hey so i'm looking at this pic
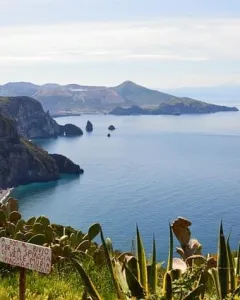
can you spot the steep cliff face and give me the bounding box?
[0,97,59,138]
[0,114,59,188]
[0,114,83,188]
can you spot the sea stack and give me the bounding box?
[108,125,115,131]
[86,121,93,132]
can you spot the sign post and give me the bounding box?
[0,237,52,300]
[19,267,26,300]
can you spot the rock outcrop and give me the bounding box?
[0,114,83,188]
[0,96,84,139]
[86,121,93,132]
[0,96,59,138]
[59,124,83,136]
[108,125,115,131]
[50,154,84,174]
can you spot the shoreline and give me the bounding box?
[0,188,13,203]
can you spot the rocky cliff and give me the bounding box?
[0,96,84,139]
[0,114,83,188]
[0,96,59,138]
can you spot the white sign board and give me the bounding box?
[0,237,52,274]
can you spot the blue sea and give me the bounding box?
[13,111,240,259]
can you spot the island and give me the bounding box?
[0,81,238,115]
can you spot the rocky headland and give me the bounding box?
[0,113,83,189]
[0,96,83,139]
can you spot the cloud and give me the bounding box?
[0,18,240,88]
[0,18,240,66]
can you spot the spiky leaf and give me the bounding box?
[149,237,157,294]
[217,222,228,299]
[73,259,103,300]
[136,226,148,295]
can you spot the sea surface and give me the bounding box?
[13,111,240,259]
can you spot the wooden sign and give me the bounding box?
[0,237,52,274]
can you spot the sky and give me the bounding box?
[0,0,240,88]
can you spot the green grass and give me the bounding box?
[0,263,116,300]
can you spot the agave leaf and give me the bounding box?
[149,236,157,294]
[136,225,148,295]
[226,235,235,292]
[217,222,228,299]
[163,272,172,300]
[100,226,125,300]
[72,259,103,300]
[182,284,204,300]
[124,255,140,281]
[209,268,221,300]
[124,264,145,299]
[167,223,173,272]
[115,260,130,296]
[236,242,240,276]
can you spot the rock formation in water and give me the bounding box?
[50,154,84,174]
[0,96,83,139]
[0,114,83,188]
[59,124,83,136]
[86,120,93,132]
[108,125,116,131]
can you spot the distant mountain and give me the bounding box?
[113,81,171,106]
[0,81,238,115]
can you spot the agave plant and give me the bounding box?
[209,222,240,300]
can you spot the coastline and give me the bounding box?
[0,188,13,203]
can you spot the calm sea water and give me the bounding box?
[13,111,240,258]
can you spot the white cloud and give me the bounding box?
[0,18,240,87]
[0,18,240,65]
